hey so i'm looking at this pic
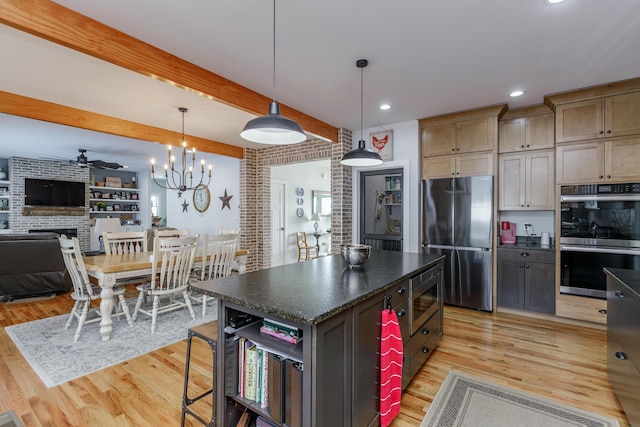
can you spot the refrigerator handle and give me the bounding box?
[454,249,462,292]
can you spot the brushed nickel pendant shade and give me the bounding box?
[341,59,383,167]
[240,0,306,145]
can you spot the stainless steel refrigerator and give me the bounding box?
[422,176,493,311]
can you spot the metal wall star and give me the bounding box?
[177,190,183,198]
[219,189,233,210]
[181,200,189,212]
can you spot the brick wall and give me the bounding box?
[239,130,353,272]
[8,157,90,250]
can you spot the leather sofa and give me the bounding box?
[0,233,72,299]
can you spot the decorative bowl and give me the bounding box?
[340,244,372,268]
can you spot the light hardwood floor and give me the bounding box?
[0,294,630,426]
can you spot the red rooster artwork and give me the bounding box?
[369,130,393,161]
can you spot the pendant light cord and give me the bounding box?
[272,0,276,102]
[360,64,364,140]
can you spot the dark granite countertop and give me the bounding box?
[603,268,640,296]
[193,251,444,326]
[498,236,555,251]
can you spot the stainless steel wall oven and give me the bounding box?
[560,182,640,299]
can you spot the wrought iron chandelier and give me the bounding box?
[151,107,211,192]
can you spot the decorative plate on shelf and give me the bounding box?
[296,208,304,217]
[297,198,303,205]
[297,187,304,197]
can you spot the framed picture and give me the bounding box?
[106,176,122,188]
[113,204,121,211]
[368,129,393,161]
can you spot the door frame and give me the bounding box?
[270,179,287,266]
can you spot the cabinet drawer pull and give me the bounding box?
[615,351,627,360]
[599,130,604,135]
[525,264,530,268]
[607,175,611,179]
[520,252,529,257]
[422,328,430,335]
[607,130,612,134]
[422,346,430,353]
[397,309,406,317]
[521,145,525,148]
[599,175,604,179]
[615,290,625,298]
[520,264,524,268]
[397,286,406,295]
[599,309,607,314]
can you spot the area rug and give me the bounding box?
[5,299,217,388]
[421,370,619,427]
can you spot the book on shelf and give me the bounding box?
[260,349,269,409]
[259,325,301,344]
[244,342,257,401]
[262,318,301,338]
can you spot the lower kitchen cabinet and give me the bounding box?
[497,248,555,314]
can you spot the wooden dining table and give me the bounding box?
[83,249,249,341]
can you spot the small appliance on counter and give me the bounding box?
[541,232,551,247]
[500,222,516,245]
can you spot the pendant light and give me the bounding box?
[240,0,306,145]
[341,59,383,167]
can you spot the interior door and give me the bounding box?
[271,181,286,266]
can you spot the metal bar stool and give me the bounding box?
[181,321,218,427]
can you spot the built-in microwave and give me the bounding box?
[410,266,440,335]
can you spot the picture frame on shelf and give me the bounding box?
[368,129,393,161]
[106,177,122,188]
[113,204,121,211]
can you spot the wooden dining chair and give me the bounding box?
[133,235,198,333]
[296,231,318,262]
[59,235,133,342]
[195,234,238,316]
[103,230,148,255]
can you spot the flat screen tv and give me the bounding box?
[24,178,85,207]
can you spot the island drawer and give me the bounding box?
[409,328,440,380]
[391,279,410,302]
[409,310,441,360]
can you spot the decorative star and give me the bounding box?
[177,190,183,198]
[181,200,189,212]
[219,189,233,210]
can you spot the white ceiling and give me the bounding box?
[1,0,640,171]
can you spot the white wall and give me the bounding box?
[272,160,331,264]
[351,120,421,253]
[164,156,240,240]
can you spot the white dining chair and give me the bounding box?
[195,234,238,316]
[133,235,198,333]
[59,235,133,342]
[103,230,148,254]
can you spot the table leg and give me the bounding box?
[99,272,116,341]
[313,235,321,256]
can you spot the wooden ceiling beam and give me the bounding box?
[0,90,245,159]
[0,0,339,143]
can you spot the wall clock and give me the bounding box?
[193,184,211,213]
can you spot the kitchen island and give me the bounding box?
[193,250,444,427]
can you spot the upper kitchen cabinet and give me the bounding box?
[499,149,554,210]
[422,152,495,179]
[545,78,640,143]
[498,105,554,153]
[420,104,507,157]
[556,137,640,184]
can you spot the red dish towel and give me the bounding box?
[380,308,403,427]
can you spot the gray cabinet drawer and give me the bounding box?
[498,247,554,263]
[410,310,441,360]
[409,332,440,380]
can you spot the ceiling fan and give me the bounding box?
[71,149,123,170]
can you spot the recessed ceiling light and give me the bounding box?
[379,104,391,110]
[544,0,567,5]
[509,90,525,97]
